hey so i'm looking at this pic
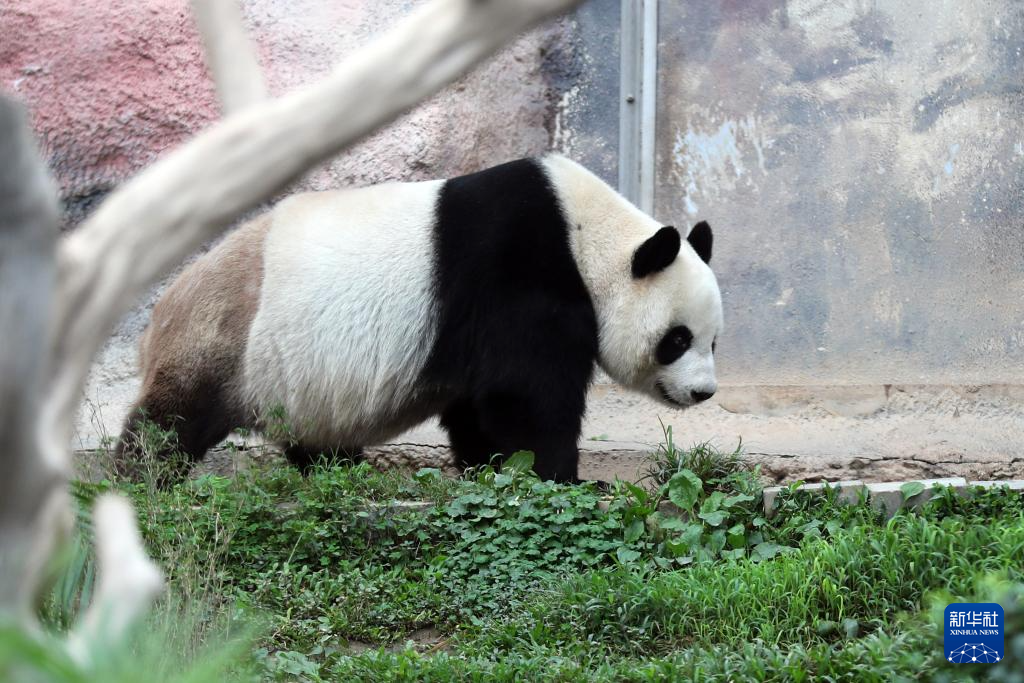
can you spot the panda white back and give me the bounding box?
[243,180,446,447]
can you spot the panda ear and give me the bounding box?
[632,226,681,279]
[687,221,713,264]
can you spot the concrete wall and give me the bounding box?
[656,0,1024,386]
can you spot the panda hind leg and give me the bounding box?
[283,443,365,475]
[114,375,239,486]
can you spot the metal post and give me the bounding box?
[638,0,658,215]
[618,0,641,204]
[618,0,658,214]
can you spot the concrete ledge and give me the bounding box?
[866,478,967,517]
[762,480,866,515]
[969,481,1024,491]
[763,478,1024,518]
[355,478,1024,527]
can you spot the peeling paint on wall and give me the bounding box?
[670,115,771,216]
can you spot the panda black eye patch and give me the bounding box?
[655,325,693,365]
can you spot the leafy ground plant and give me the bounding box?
[13,430,1024,682]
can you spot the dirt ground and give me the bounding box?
[74,382,1024,486]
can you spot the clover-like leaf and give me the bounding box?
[698,510,728,527]
[724,493,755,507]
[707,529,727,554]
[667,470,702,512]
[721,548,746,561]
[624,518,645,543]
[752,542,787,561]
[492,473,514,488]
[657,516,689,532]
[616,547,642,564]
[414,467,441,482]
[726,523,746,548]
[701,491,726,514]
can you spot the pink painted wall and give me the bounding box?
[1,0,574,225]
[1,0,222,223]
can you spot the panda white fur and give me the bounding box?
[116,155,723,482]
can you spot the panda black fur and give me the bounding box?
[116,155,723,483]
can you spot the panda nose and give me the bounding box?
[691,390,715,404]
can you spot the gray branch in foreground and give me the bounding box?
[68,495,164,664]
[0,97,163,649]
[191,0,267,114]
[0,95,67,621]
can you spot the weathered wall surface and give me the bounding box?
[2,0,219,224]
[657,0,1024,386]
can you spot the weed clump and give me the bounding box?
[643,421,750,492]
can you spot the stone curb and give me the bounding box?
[762,479,1024,518]
[364,500,436,521]
[762,480,867,514]
[351,480,1024,521]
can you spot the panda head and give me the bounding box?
[600,220,723,409]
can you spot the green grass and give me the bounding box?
[8,441,1024,682]
[466,513,1024,654]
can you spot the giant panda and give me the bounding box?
[116,155,723,483]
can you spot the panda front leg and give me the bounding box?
[440,398,499,471]
[446,389,583,484]
[516,431,580,483]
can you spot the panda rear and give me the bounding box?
[116,155,723,483]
